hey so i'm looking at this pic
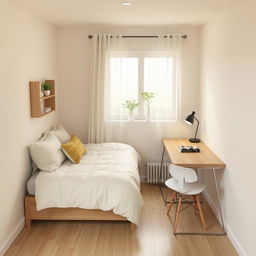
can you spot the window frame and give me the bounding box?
[109,51,178,122]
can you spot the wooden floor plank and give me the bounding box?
[4,184,238,256]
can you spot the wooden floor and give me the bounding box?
[5,184,238,256]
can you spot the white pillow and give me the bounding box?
[30,132,66,172]
[51,125,70,144]
[30,132,47,172]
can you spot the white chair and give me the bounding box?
[165,164,207,232]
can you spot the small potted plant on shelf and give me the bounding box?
[123,100,139,121]
[42,83,51,96]
[142,92,154,121]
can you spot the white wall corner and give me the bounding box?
[0,218,25,256]
[203,190,248,256]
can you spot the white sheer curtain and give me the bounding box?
[88,33,183,143]
[88,33,119,143]
[88,34,108,143]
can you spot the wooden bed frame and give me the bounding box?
[25,195,136,231]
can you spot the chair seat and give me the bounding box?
[165,178,206,195]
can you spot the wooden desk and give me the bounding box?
[160,138,226,236]
[163,138,225,168]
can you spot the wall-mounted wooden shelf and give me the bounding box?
[29,80,56,118]
[40,94,55,100]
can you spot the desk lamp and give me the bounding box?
[185,111,200,143]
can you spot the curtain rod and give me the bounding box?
[88,34,187,39]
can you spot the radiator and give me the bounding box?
[146,162,170,184]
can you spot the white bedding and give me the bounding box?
[35,143,144,225]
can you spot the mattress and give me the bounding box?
[32,142,144,225]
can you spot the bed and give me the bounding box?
[25,142,144,231]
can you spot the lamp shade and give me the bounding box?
[184,111,200,143]
[184,111,196,125]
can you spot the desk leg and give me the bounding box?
[213,168,226,234]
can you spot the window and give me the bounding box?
[110,57,139,119]
[109,52,178,121]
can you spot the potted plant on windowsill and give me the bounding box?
[42,83,51,96]
[142,92,154,121]
[123,100,139,121]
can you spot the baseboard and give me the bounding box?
[0,217,25,256]
[203,190,247,256]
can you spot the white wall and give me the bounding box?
[0,1,57,254]
[200,1,256,255]
[57,25,200,165]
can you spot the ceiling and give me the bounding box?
[12,0,237,27]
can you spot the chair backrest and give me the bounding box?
[169,164,198,189]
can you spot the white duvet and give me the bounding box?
[35,143,144,225]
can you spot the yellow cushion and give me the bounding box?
[61,135,86,164]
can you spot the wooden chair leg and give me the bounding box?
[196,194,207,231]
[173,196,182,233]
[193,195,198,215]
[167,191,177,215]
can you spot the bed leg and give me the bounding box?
[25,216,31,229]
[24,196,31,229]
[131,223,137,231]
